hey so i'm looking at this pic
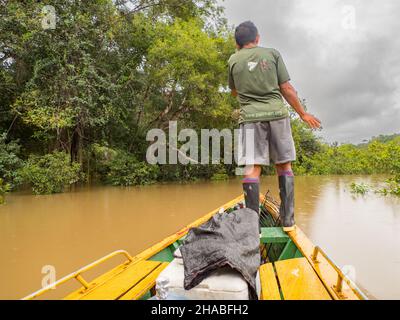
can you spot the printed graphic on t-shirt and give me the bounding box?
[247,61,258,72]
[260,59,269,71]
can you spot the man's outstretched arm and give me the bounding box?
[279,81,321,129]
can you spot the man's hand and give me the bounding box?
[300,113,321,129]
[279,81,322,130]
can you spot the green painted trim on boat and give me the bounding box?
[140,291,152,300]
[176,235,186,245]
[294,249,303,258]
[148,246,174,262]
[260,227,289,244]
[278,239,298,260]
[171,241,180,251]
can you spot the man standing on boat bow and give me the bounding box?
[228,21,321,232]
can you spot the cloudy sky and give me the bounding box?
[220,0,400,143]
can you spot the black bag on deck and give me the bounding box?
[180,208,260,300]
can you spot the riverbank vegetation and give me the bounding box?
[0,178,10,204]
[1,1,399,197]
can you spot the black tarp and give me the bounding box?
[180,208,260,300]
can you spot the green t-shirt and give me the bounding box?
[228,47,291,123]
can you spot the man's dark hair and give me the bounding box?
[235,21,258,48]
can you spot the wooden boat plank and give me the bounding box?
[259,263,281,300]
[288,227,361,300]
[119,262,169,300]
[274,257,332,300]
[64,261,134,300]
[76,260,161,300]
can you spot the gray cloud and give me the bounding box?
[220,0,400,143]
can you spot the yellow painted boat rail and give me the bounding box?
[311,246,367,300]
[22,250,133,300]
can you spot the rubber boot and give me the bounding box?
[243,181,259,214]
[242,180,260,233]
[278,175,296,232]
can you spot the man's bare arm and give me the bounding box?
[231,88,238,97]
[279,81,321,129]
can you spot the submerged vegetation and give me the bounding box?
[376,176,400,196]
[350,182,370,195]
[349,175,400,197]
[0,1,399,197]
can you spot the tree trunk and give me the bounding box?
[70,126,83,165]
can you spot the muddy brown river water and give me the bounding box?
[1,175,399,299]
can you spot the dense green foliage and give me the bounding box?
[0,1,399,197]
[295,136,400,176]
[0,0,233,194]
[19,151,82,194]
[0,133,24,189]
[0,178,11,204]
[211,172,229,181]
[104,150,159,186]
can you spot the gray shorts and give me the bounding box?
[238,117,296,166]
